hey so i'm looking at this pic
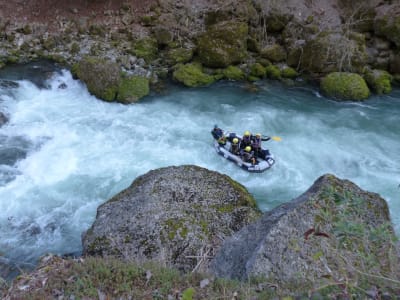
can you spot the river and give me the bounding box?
[0,62,399,276]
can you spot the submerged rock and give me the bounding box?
[0,112,8,127]
[210,174,400,291]
[82,165,261,273]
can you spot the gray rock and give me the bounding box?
[210,174,399,289]
[82,165,261,273]
[0,112,8,127]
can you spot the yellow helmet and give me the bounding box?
[245,146,251,152]
[233,138,239,144]
[244,131,250,136]
[256,133,261,137]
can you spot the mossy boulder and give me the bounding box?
[265,13,292,33]
[71,57,121,102]
[211,174,400,293]
[301,32,368,74]
[133,37,158,63]
[173,63,215,87]
[265,65,281,80]
[197,21,248,68]
[152,26,173,46]
[116,76,150,103]
[374,9,400,48]
[320,72,370,101]
[281,66,298,79]
[261,44,286,63]
[222,65,245,81]
[249,63,266,78]
[364,69,392,95]
[82,165,261,273]
[166,47,193,65]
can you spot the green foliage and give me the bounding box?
[320,72,370,100]
[172,63,215,87]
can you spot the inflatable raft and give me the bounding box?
[212,134,275,173]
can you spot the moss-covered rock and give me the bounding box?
[320,72,370,101]
[211,174,400,293]
[364,69,392,95]
[265,65,281,80]
[133,37,158,63]
[281,66,298,79]
[152,26,173,46]
[374,11,400,48]
[72,56,121,102]
[222,65,245,81]
[166,47,193,65]
[265,13,292,33]
[116,76,150,103]
[82,165,261,273]
[301,31,368,74]
[249,63,266,78]
[173,63,215,87]
[261,44,286,63]
[197,21,248,68]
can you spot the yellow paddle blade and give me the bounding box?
[271,136,282,141]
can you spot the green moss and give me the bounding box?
[364,69,392,95]
[249,63,266,78]
[117,75,150,103]
[222,65,245,80]
[374,15,400,48]
[164,218,188,240]
[89,24,106,37]
[261,44,286,63]
[70,42,80,54]
[197,21,248,68]
[173,63,215,87]
[281,67,298,79]
[87,236,111,255]
[167,48,193,65]
[320,72,370,101]
[133,37,158,63]
[225,176,258,209]
[72,56,121,102]
[265,65,281,80]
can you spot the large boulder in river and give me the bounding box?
[71,57,149,103]
[82,165,261,273]
[210,174,400,293]
[320,72,370,100]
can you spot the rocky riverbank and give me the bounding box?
[2,167,400,298]
[1,0,400,103]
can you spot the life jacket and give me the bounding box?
[230,143,240,155]
[241,135,251,148]
[252,137,261,149]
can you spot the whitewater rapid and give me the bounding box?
[0,64,399,272]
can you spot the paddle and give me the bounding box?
[262,135,282,142]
